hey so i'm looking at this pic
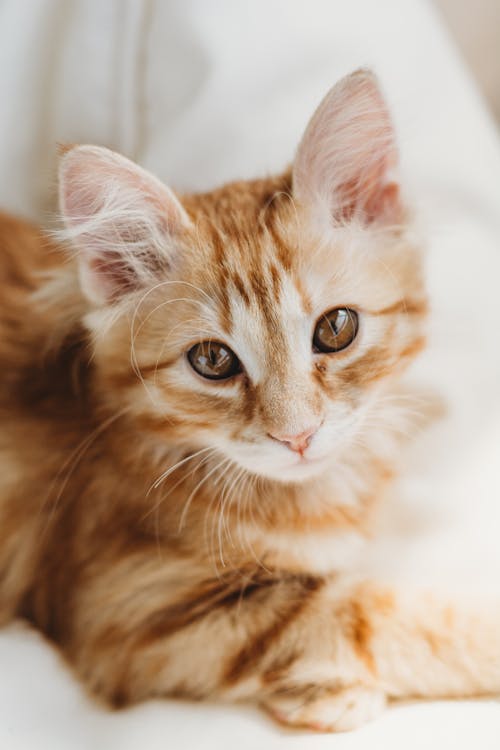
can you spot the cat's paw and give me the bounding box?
[263,685,386,733]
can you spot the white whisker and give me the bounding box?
[147,446,213,495]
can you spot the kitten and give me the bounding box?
[0,69,498,733]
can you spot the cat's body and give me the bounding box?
[0,71,499,732]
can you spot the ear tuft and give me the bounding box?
[59,145,190,305]
[293,70,403,228]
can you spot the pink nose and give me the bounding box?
[268,426,318,455]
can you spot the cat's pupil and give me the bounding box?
[313,307,359,353]
[187,341,241,380]
[327,310,345,335]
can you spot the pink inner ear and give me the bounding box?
[364,181,401,224]
[85,255,138,301]
[293,70,404,226]
[59,145,190,304]
[337,170,401,225]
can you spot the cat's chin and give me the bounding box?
[231,453,333,484]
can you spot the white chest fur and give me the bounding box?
[246,526,367,575]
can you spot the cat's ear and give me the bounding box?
[59,145,191,305]
[293,70,403,227]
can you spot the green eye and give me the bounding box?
[187,341,241,380]
[313,308,359,353]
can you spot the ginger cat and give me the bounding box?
[0,70,498,732]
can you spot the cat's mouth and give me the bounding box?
[289,452,324,466]
[215,436,336,483]
[287,452,330,471]
[247,451,332,483]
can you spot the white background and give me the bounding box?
[0,1,499,747]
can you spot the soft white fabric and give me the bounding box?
[0,0,499,747]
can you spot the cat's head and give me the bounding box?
[58,70,426,483]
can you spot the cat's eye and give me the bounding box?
[187,341,241,380]
[313,308,359,353]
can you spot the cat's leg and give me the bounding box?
[259,579,500,730]
[66,557,500,732]
[262,684,387,732]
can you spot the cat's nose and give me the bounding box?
[268,426,319,455]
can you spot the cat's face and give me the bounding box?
[59,70,426,484]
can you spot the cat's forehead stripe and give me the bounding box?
[231,272,250,306]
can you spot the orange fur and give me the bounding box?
[1,71,499,733]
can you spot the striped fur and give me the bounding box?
[0,71,499,733]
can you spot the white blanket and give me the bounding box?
[0,1,499,747]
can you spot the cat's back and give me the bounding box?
[0,209,91,434]
[0,211,60,369]
[0,213,60,618]
[0,210,49,281]
[0,212,92,622]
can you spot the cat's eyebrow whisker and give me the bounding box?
[168,323,220,348]
[131,280,215,318]
[131,297,210,344]
[149,317,200,387]
[149,319,221,388]
[127,277,218,403]
[130,297,213,408]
